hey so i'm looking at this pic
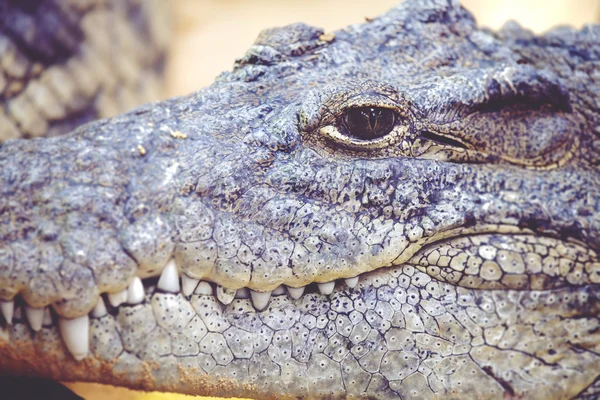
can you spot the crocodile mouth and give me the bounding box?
[1,228,597,362]
[0,258,369,362]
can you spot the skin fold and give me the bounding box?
[1,0,600,398]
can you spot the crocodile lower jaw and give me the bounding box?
[0,257,366,361]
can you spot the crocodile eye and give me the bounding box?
[343,107,395,140]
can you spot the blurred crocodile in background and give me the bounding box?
[1,0,600,398]
[0,0,169,140]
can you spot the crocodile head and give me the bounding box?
[1,0,600,399]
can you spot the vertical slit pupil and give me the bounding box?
[345,107,395,140]
[368,109,379,131]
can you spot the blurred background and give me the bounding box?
[165,0,600,98]
[65,0,599,399]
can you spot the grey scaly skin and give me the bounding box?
[1,0,600,398]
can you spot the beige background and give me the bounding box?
[66,0,599,399]
[165,0,600,98]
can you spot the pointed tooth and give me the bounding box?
[250,290,272,311]
[272,285,286,296]
[216,285,235,305]
[108,289,127,307]
[25,306,44,332]
[91,297,107,318]
[317,281,335,295]
[157,259,180,293]
[235,288,249,299]
[59,314,89,361]
[181,274,200,297]
[345,276,359,288]
[0,300,14,324]
[194,281,213,296]
[127,277,145,304]
[42,308,53,326]
[287,286,305,300]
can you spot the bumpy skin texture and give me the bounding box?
[1,0,600,398]
[0,0,169,140]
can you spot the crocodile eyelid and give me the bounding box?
[317,121,404,150]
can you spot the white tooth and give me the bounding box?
[108,289,127,307]
[59,314,89,361]
[287,286,305,300]
[181,274,199,296]
[345,276,359,288]
[250,290,272,311]
[42,308,53,326]
[25,306,44,332]
[235,288,249,299]
[0,300,14,324]
[194,281,213,296]
[91,298,107,318]
[318,281,335,295]
[127,277,145,304]
[216,285,235,305]
[157,259,180,293]
[272,285,286,296]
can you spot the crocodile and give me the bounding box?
[1,0,600,398]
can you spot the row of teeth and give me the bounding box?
[0,260,360,361]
